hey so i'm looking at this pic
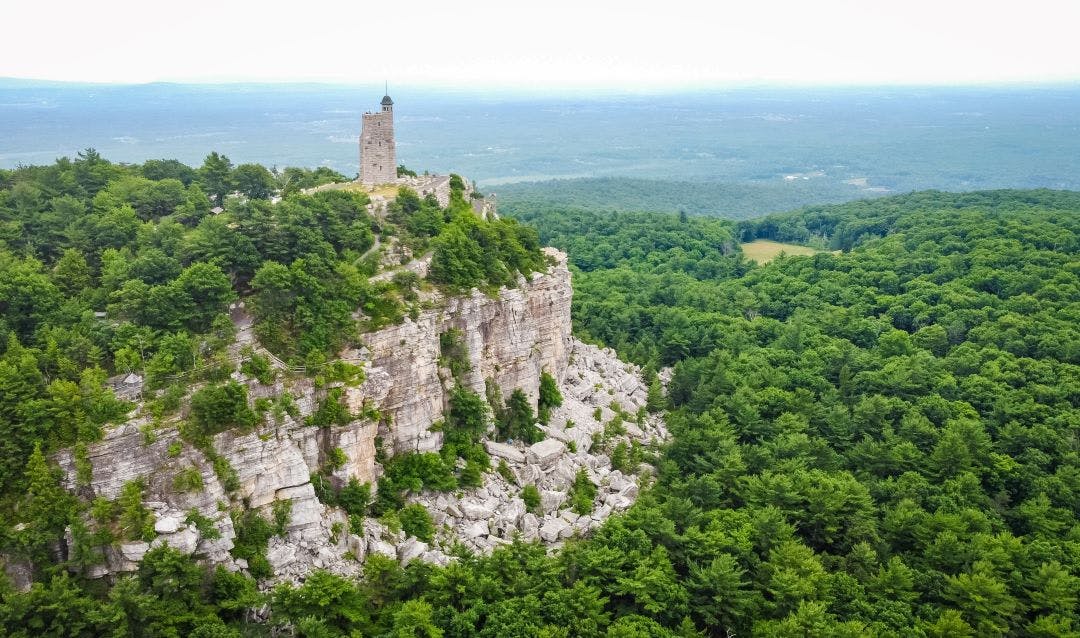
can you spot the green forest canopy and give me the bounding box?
[0,150,543,554]
[2,157,1080,638]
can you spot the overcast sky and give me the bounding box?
[2,0,1078,88]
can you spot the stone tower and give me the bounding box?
[359,92,396,185]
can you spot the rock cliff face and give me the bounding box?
[56,248,666,584]
[350,247,572,459]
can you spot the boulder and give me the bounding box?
[314,546,335,569]
[527,439,566,468]
[460,498,498,520]
[485,441,525,463]
[606,471,633,494]
[462,520,490,538]
[275,485,321,530]
[398,538,428,564]
[421,550,451,567]
[347,534,366,559]
[152,527,198,554]
[514,464,543,487]
[119,541,149,562]
[541,490,566,514]
[267,542,296,571]
[153,516,180,534]
[521,513,540,540]
[539,518,570,543]
[368,538,397,559]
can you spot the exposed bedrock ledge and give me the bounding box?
[54,248,665,584]
[350,247,573,457]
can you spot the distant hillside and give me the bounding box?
[736,188,1080,249]
[495,176,872,220]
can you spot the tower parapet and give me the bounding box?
[359,93,396,185]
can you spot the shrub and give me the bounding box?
[185,510,221,540]
[568,469,597,516]
[446,386,488,446]
[538,371,563,424]
[459,459,484,488]
[272,500,293,536]
[439,329,471,380]
[230,509,275,579]
[610,441,630,473]
[384,452,457,494]
[373,477,404,516]
[306,387,354,427]
[190,381,257,436]
[240,350,276,384]
[172,466,204,492]
[497,459,515,483]
[118,479,155,541]
[160,384,186,414]
[338,478,371,516]
[496,389,543,444]
[521,484,541,514]
[211,454,240,492]
[399,503,435,543]
[325,447,348,472]
[604,415,626,439]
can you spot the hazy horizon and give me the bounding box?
[3,1,1078,87]
[4,82,1079,218]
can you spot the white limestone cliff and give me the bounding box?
[55,248,666,584]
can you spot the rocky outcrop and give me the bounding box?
[54,248,664,585]
[351,247,572,456]
[401,339,666,560]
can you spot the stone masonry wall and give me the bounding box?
[360,109,395,185]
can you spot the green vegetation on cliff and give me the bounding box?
[3,170,1080,636]
[0,151,544,583]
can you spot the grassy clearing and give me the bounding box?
[740,239,822,263]
[311,181,400,200]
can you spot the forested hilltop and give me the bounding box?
[2,168,1079,637]
[497,177,869,220]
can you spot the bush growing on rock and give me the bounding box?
[610,442,631,473]
[239,348,276,384]
[338,478,371,517]
[190,381,258,436]
[521,485,541,514]
[459,460,485,489]
[496,389,543,444]
[230,509,276,579]
[118,478,155,541]
[568,469,597,516]
[399,504,435,543]
[305,387,354,428]
[172,466,204,492]
[384,453,457,494]
[538,371,563,424]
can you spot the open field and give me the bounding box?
[740,239,822,263]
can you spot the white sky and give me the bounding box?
[2,0,1078,88]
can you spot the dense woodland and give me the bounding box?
[2,152,1079,638]
[0,150,544,600]
[498,177,871,220]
